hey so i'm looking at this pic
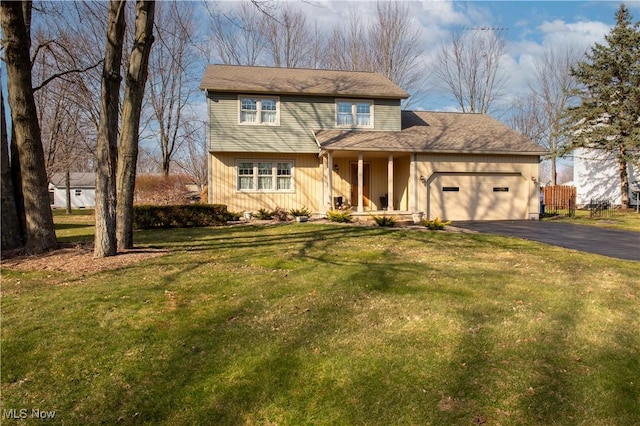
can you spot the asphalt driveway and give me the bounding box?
[453,220,640,261]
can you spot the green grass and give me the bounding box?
[52,208,95,243]
[2,220,639,425]
[544,209,640,231]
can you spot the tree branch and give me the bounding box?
[32,60,103,92]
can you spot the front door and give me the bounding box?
[350,163,371,207]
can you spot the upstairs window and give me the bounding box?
[239,96,279,125]
[336,100,373,128]
[240,98,257,123]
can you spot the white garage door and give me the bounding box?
[428,173,528,221]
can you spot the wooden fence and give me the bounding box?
[543,186,576,217]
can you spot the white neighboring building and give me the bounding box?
[49,172,96,209]
[573,148,639,207]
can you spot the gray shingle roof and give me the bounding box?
[200,64,409,99]
[316,111,547,155]
[50,172,95,188]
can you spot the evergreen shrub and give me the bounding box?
[133,204,228,229]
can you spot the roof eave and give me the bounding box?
[321,146,548,156]
[202,87,409,100]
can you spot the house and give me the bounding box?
[49,172,95,209]
[573,148,639,207]
[200,65,546,221]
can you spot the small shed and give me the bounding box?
[49,172,96,209]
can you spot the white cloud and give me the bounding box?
[538,19,610,49]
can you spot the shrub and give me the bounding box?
[272,207,290,222]
[289,206,312,217]
[327,209,353,223]
[421,217,451,230]
[227,211,242,221]
[256,208,274,220]
[133,204,228,229]
[134,174,194,205]
[371,214,396,227]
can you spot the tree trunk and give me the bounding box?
[117,0,155,250]
[162,156,170,176]
[65,169,72,214]
[0,80,23,250]
[94,0,125,258]
[10,128,27,242]
[1,1,57,254]
[618,146,630,208]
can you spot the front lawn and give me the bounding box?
[1,223,638,425]
[544,209,640,232]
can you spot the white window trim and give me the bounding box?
[335,99,374,129]
[238,95,280,126]
[236,159,294,193]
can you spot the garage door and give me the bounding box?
[428,173,528,221]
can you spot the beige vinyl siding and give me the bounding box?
[393,155,411,211]
[207,92,402,153]
[210,152,322,213]
[414,154,540,220]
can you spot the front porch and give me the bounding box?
[320,150,417,215]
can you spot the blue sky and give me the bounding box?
[276,0,640,112]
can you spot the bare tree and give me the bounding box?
[369,2,424,92]
[1,0,57,253]
[208,1,265,66]
[262,3,312,68]
[28,2,111,215]
[147,0,200,176]
[532,45,582,185]
[306,20,326,70]
[116,0,155,250]
[33,42,94,215]
[434,27,508,113]
[507,45,582,185]
[94,0,125,258]
[322,3,425,104]
[324,9,370,72]
[508,93,545,145]
[174,121,208,191]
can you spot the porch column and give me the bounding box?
[357,153,364,213]
[327,152,334,210]
[410,153,417,213]
[388,154,394,211]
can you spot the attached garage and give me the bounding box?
[427,172,528,221]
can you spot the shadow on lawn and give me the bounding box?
[82,224,639,424]
[440,294,584,424]
[96,283,367,424]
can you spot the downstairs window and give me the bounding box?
[237,160,293,192]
